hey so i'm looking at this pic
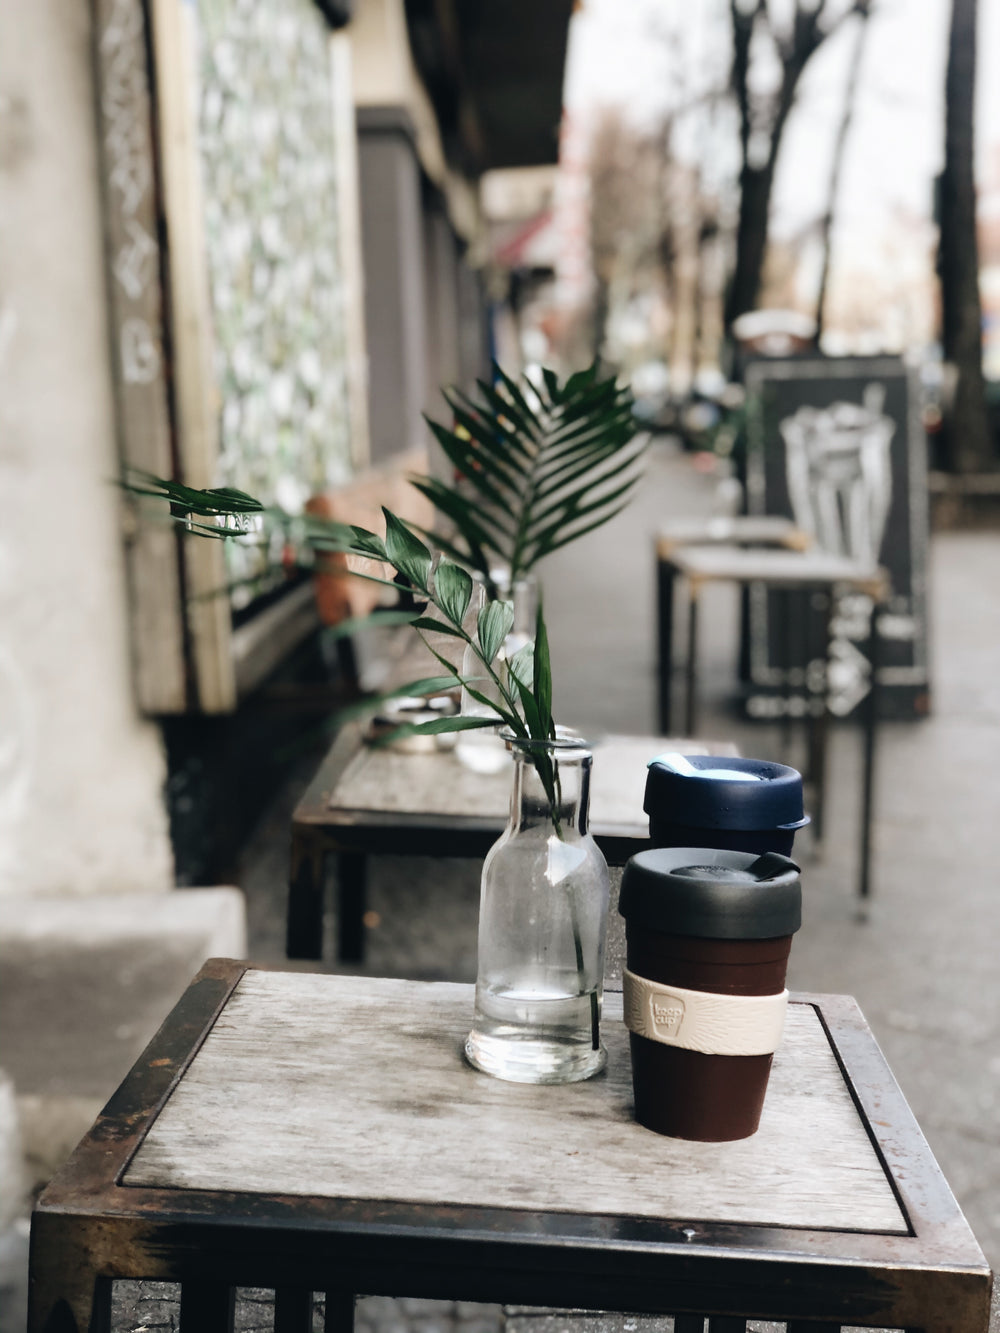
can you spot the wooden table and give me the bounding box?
[656,514,810,560]
[288,729,738,964]
[30,960,993,1333]
[655,515,811,735]
[657,545,890,899]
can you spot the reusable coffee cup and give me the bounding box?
[618,846,801,1141]
[644,753,809,856]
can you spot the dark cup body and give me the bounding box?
[619,846,801,1142]
[648,819,796,857]
[626,929,792,1141]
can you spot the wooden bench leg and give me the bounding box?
[673,1318,704,1333]
[179,1280,234,1333]
[287,835,328,960]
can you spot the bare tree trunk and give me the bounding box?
[938,0,992,472]
[726,162,779,329]
[724,1,869,332]
[814,5,873,343]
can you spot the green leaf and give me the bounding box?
[509,666,544,739]
[562,363,598,397]
[348,526,389,561]
[445,389,533,460]
[410,615,467,639]
[203,486,266,511]
[405,520,492,579]
[120,470,267,517]
[433,560,473,626]
[369,715,501,748]
[507,642,534,693]
[320,609,421,642]
[382,508,431,591]
[437,398,529,475]
[526,476,639,546]
[490,366,542,434]
[407,474,512,546]
[533,598,553,739]
[301,515,388,562]
[478,599,514,666]
[425,419,520,514]
[415,362,641,586]
[532,500,635,562]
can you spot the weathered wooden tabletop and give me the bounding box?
[30,960,994,1333]
[293,729,738,841]
[665,545,889,598]
[328,734,735,827]
[126,972,903,1234]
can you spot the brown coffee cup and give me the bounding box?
[618,848,801,1141]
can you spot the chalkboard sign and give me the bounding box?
[743,356,930,721]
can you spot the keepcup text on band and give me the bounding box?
[622,969,788,1056]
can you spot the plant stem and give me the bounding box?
[549,754,598,1052]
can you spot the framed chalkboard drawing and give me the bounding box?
[743,356,930,721]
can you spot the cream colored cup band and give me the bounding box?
[622,968,788,1056]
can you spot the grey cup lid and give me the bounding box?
[618,847,801,939]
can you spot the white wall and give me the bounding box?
[0,0,174,897]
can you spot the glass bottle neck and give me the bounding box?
[509,746,592,837]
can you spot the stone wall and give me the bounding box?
[193,0,355,601]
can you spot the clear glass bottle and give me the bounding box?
[454,573,538,775]
[465,734,610,1084]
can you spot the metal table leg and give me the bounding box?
[657,555,677,734]
[684,580,701,737]
[274,1287,314,1333]
[324,1292,355,1333]
[336,851,368,963]
[179,1281,235,1333]
[287,834,328,960]
[859,602,882,903]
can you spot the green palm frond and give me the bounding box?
[119,467,266,537]
[419,362,645,586]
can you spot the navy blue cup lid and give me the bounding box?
[644,753,809,832]
[618,847,802,939]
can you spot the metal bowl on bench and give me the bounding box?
[365,693,460,754]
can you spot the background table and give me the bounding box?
[288,729,738,963]
[30,960,993,1333]
[657,545,890,899]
